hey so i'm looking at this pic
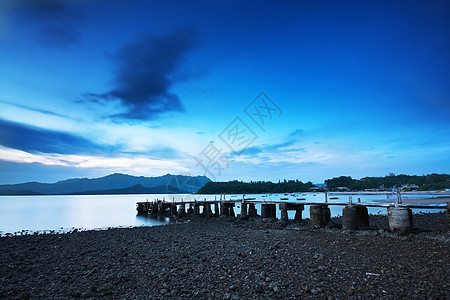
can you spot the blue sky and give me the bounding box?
[0,0,449,184]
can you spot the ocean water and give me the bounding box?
[0,193,446,235]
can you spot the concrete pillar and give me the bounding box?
[342,205,358,230]
[387,206,412,235]
[177,203,186,217]
[194,203,200,215]
[261,204,270,218]
[204,203,212,216]
[280,209,288,223]
[294,208,303,222]
[151,202,158,215]
[355,205,369,229]
[310,205,324,228]
[270,204,277,218]
[170,204,177,217]
[220,203,227,216]
[240,202,248,218]
[323,205,331,225]
[187,204,193,215]
[229,205,235,217]
[446,202,450,229]
[214,202,219,216]
[248,203,258,217]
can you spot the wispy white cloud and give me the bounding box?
[0,146,190,177]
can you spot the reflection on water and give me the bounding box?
[136,214,170,224]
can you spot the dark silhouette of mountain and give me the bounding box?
[0,190,44,195]
[0,173,210,195]
[70,184,188,195]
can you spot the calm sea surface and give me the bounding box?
[0,193,446,235]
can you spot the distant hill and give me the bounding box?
[0,190,44,196]
[71,184,188,195]
[0,173,211,195]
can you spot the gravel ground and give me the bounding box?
[0,213,449,299]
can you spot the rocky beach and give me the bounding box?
[1,213,449,299]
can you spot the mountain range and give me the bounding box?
[0,173,211,195]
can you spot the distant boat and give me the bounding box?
[329,197,338,200]
[313,194,317,196]
[302,193,307,196]
[297,198,306,201]
[284,193,289,196]
[280,197,288,200]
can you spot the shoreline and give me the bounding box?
[1,213,449,299]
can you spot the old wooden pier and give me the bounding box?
[137,196,450,234]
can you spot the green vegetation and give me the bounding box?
[197,173,450,194]
[197,180,315,194]
[325,173,450,191]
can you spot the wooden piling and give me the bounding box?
[280,209,288,223]
[177,203,186,217]
[446,202,450,229]
[240,202,248,218]
[387,206,412,235]
[310,205,324,228]
[229,205,235,217]
[204,203,212,216]
[248,203,258,217]
[355,205,369,229]
[261,204,270,218]
[194,203,200,215]
[342,205,358,230]
[170,204,177,217]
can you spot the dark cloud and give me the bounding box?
[0,118,111,155]
[241,140,305,156]
[0,100,76,120]
[14,0,82,48]
[84,30,197,121]
[288,129,305,138]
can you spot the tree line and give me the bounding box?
[197,180,315,194]
[325,173,450,191]
[197,173,450,194]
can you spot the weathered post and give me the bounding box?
[240,202,248,218]
[194,203,200,215]
[342,205,358,230]
[446,202,450,229]
[220,202,227,216]
[355,205,369,229]
[170,203,177,217]
[187,204,194,215]
[294,206,303,222]
[204,203,212,216]
[214,202,219,216]
[229,205,235,217]
[177,203,186,217]
[387,206,412,235]
[248,203,258,217]
[280,209,288,223]
[322,205,331,224]
[310,205,324,228]
[270,204,277,218]
[261,204,270,218]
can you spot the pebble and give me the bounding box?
[0,214,448,299]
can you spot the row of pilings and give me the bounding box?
[138,200,448,235]
[137,200,305,222]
